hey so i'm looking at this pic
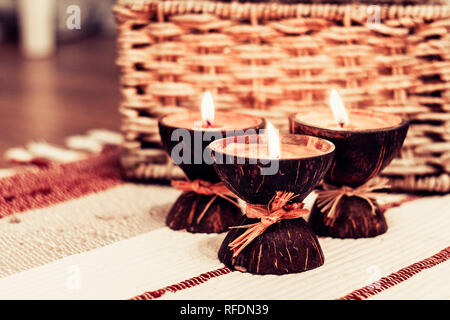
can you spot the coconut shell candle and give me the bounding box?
[290,89,409,239]
[208,129,335,275]
[159,92,265,233]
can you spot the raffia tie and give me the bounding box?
[171,179,240,224]
[316,179,390,227]
[229,191,309,258]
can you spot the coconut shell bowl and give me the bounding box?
[208,134,335,275]
[158,112,265,234]
[290,109,409,239]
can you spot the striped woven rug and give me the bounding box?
[0,134,449,300]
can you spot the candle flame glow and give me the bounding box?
[267,121,281,159]
[329,89,349,127]
[201,91,215,127]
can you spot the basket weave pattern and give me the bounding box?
[114,0,450,192]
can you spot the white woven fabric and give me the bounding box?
[0,183,448,300]
[162,194,450,300]
[0,184,179,278]
[370,259,450,300]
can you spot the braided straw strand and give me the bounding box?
[229,191,309,257]
[316,179,391,227]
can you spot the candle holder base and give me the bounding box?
[218,217,324,275]
[166,192,242,233]
[309,196,387,239]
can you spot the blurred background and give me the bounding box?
[0,0,120,166]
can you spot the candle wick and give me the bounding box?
[339,122,345,129]
[202,120,213,128]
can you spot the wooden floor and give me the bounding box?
[0,37,121,167]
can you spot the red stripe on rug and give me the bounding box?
[338,246,450,300]
[130,267,232,300]
[0,147,124,218]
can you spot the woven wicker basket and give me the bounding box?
[114,0,450,193]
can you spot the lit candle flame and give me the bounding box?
[267,121,281,159]
[201,91,214,127]
[329,89,349,128]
